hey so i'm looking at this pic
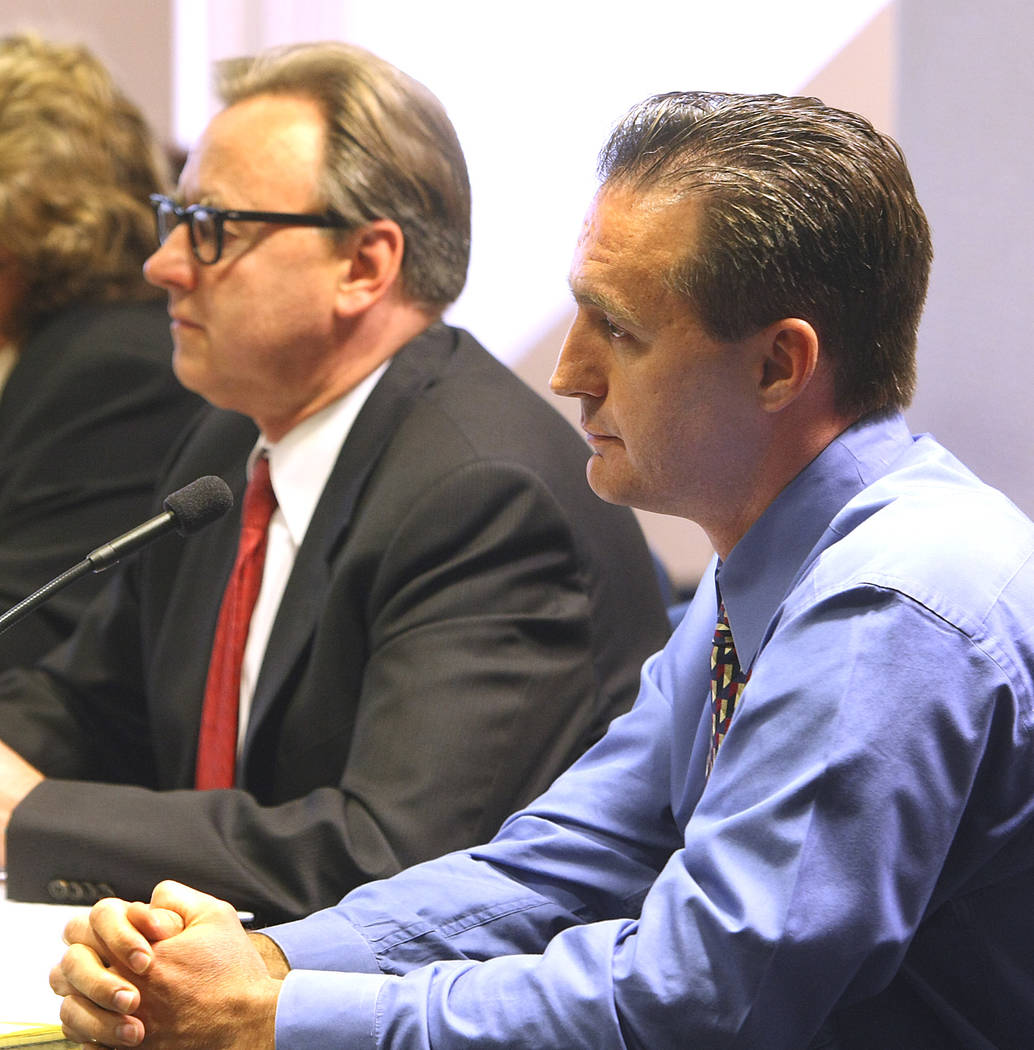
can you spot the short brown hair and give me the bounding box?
[599,92,933,417]
[217,41,471,313]
[0,33,168,339]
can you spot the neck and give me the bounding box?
[258,300,436,443]
[707,409,861,560]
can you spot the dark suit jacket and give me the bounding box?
[0,301,203,667]
[1,323,670,924]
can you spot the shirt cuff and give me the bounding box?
[276,970,388,1050]
[263,906,381,973]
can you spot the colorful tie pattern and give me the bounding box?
[195,454,277,789]
[706,599,750,776]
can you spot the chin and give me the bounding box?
[172,361,229,412]
[586,463,636,509]
[589,467,677,517]
[171,362,209,400]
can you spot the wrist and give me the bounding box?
[251,932,291,979]
[248,976,282,1050]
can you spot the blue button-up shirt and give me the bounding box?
[269,412,1034,1048]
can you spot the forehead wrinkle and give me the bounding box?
[567,184,696,331]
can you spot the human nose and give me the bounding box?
[550,316,606,400]
[143,222,196,292]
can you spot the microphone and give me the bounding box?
[0,476,233,636]
[86,475,234,570]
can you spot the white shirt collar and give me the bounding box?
[249,361,389,548]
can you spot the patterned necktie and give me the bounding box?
[195,454,277,789]
[706,596,750,776]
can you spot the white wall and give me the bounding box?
[897,0,1034,520]
[0,0,171,139]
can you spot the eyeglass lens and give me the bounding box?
[155,200,221,264]
[189,209,220,263]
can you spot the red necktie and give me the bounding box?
[195,455,277,789]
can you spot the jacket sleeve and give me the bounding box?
[4,458,666,925]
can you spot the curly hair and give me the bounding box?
[599,92,933,418]
[217,41,471,313]
[0,33,169,339]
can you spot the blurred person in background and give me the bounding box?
[0,32,203,668]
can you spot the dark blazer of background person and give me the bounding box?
[0,323,670,925]
[0,300,202,667]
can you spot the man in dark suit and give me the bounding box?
[0,34,203,668]
[0,42,669,925]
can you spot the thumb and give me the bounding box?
[150,879,238,926]
[126,901,186,943]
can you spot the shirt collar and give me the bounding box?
[249,362,389,547]
[718,411,915,667]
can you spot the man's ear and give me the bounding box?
[756,317,821,413]
[334,219,405,317]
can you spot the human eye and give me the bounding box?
[193,206,237,241]
[602,316,630,340]
[570,288,637,343]
[183,205,223,263]
[587,308,634,343]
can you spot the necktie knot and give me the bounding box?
[240,454,277,536]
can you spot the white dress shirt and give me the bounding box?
[236,363,388,752]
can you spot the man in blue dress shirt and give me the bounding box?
[52,91,1034,1049]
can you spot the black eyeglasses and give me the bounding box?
[149,193,350,265]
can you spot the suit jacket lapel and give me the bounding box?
[143,411,256,787]
[240,324,458,762]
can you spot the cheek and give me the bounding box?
[624,387,704,487]
[205,276,293,356]
[616,379,678,457]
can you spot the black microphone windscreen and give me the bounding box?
[163,476,234,535]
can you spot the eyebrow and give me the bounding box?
[173,183,230,209]
[568,278,644,331]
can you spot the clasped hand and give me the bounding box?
[50,880,281,1049]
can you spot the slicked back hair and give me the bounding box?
[599,92,932,417]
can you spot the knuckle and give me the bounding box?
[216,897,239,920]
[48,962,67,995]
[57,995,81,1033]
[89,896,120,925]
[62,913,87,944]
